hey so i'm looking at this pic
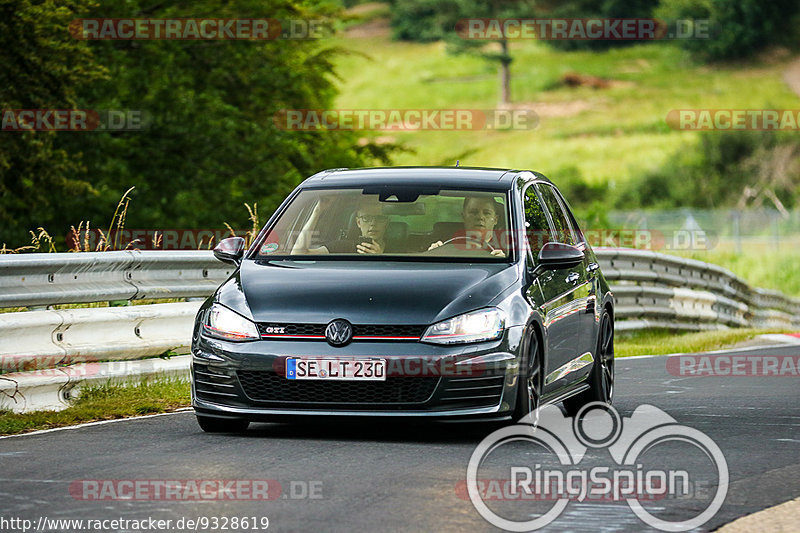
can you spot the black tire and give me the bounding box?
[563,310,614,417]
[196,415,250,433]
[513,331,543,423]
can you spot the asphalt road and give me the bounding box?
[1,344,798,533]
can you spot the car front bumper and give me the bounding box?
[191,325,525,421]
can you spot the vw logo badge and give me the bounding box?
[325,319,352,346]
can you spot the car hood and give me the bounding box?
[216,259,519,325]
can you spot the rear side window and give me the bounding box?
[535,184,577,246]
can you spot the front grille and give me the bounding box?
[237,370,439,405]
[257,324,324,336]
[194,364,239,401]
[256,323,425,341]
[353,325,424,338]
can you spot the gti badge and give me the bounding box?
[325,319,353,346]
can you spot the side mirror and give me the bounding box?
[213,237,246,265]
[531,242,584,276]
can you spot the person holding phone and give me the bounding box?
[291,197,394,255]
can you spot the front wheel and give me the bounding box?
[196,415,250,433]
[513,332,543,424]
[563,310,614,416]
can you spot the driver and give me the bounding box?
[291,197,396,255]
[428,196,506,257]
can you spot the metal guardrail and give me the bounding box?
[0,248,798,412]
[594,248,800,331]
[0,250,233,308]
[0,302,201,368]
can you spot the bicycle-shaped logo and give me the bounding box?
[466,402,728,531]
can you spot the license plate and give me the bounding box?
[286,358,386,381]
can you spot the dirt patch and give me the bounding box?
[358,135,397,146]
[343,2,391,39]
[563,72,612,89]
[757,46,793,65]
[500,100,595,118]
[561,72,634,90]
[345,2,387,17]
[783,56,800,99]
[616,59,652,74]
[345,16,391,39]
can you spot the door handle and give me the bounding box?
[565,272,579,284]
[587,262,599,273]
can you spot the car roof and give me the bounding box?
[300,166,551,190]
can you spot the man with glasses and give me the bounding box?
[291,197,397,255]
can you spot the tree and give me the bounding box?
[391,0,536,105]
[0,0,108,247]
[1,0,397,248]
[656,0,800,61]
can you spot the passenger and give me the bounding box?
[428,196,506,257]
[291,197,397,255]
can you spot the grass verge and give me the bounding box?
[673,245,800,297]
[0,378,190,436]
[615,328,793,358]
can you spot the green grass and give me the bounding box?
[0,378,190,436]
[673,243,800,297]
[615,328,793,358]
[331,28,799,184]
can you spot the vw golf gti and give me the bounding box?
[191,167,614,432]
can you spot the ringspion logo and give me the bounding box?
[466,403,728,531]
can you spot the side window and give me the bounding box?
[523,186,552,256]
[553,187,585,243]
[535,184,576,246]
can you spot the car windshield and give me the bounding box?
[252,187,512,262]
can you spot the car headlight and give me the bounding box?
[421,308,505,345]
[203,304,259,341]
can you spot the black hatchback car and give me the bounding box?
[191,167,614,432]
